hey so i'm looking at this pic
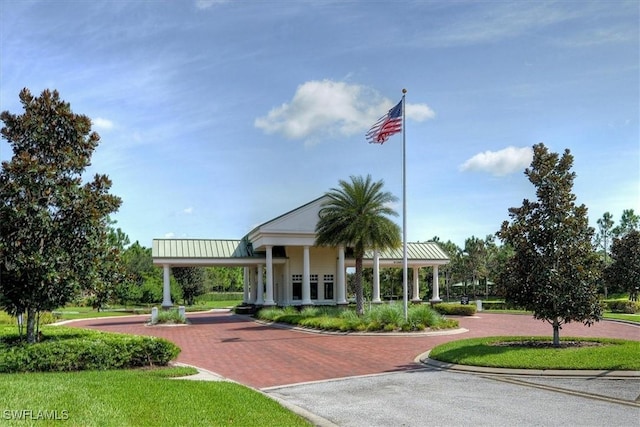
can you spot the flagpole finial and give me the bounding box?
[402,88,407,94]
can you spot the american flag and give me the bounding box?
[365,99,403,144]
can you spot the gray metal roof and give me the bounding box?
[152,239,255,259]
[152,239,449,262]
[366,242,450,261]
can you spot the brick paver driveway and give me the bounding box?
[69,312,639,389]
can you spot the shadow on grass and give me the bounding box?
[431,343,522,365]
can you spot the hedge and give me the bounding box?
[606,300,640,314]
[0,327,180,373]
[432,303,477,316]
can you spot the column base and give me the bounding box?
[411,298,423,304]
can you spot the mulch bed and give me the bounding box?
[490,340,603,349]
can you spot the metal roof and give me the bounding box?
[152,239,449,262]
[152,239,255,259]
[366,242,450,261]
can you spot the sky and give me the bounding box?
[1,0,638,249]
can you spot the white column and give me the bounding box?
[256,265,265,305]
[430,265,442,303]
[284,259,291,305]
[412,267,421,302]
[372,250,382,303]
[162,264,172,308]
[302,246,312,305]
[337,246,347,305]
[264,246,275,305]
[249,268,257,304]
[243,267,249,304]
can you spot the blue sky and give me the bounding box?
[1,0,638,248]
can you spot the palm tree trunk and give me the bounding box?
[355,257,364,315]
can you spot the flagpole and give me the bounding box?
[401,88,408,322]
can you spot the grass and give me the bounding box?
[603,313,640,323]
[428,336,640,370]
[0,367,310,427]
[38,300,242,321]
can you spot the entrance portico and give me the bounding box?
[152,196,449,307]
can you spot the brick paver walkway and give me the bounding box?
[69,312,639,389]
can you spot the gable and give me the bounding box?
[257,195,328,234]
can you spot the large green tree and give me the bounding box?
[612,209,639,238]
[594,212,615,297]
[315,175,401,315]
[0,89,121,342]
[497,143,601,346]
[604,229,640,301]
[173,267,206,305]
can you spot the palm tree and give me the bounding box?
[315,175,401,315]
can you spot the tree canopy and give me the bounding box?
[315,175,401,315]
[497,143,601,346]
[0,88,121,342]
[604,229,640,301]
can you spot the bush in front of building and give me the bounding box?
[432,303,477,316]
[256,303,458,332]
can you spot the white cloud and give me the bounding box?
[254,80,434,144]
[183,207,193,214]
[92,117,114,131]
[460,146,533,176]
[406,103,435,121]
[164,232,175,238]
[195,0,229,10]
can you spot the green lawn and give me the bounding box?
[429,336,640,370]
[50,300,242,321]
[603,312,640,323]
[0,367,310,427]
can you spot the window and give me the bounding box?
[292,274,302,300]
[324,274,334,300]
[310,274,318,300]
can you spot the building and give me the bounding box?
[152,196,450,307]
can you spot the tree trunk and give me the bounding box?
[552,318,560,347]
[355,257,364,315]
[26,307,37,344]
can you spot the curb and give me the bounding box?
[416,351,640,379]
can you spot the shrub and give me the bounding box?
[300,306,320,318]
[0,327,180,373]
[607,300,640,314]
[255,303,459,332]
[339,310,365,331]
[408,304,440,327]
[374,304,404,328]
[256,307,284,321]
[433,303,477,316]
[152,309,187,324]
